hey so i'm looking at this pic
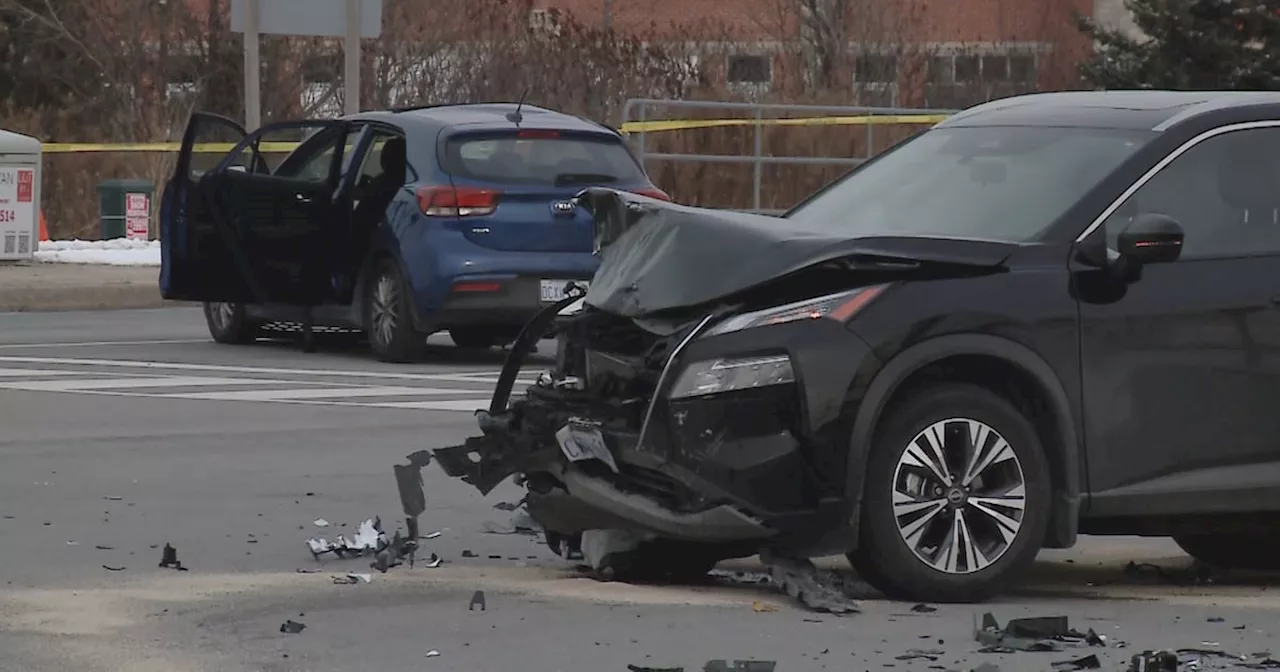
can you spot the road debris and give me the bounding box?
[911,603,938,613]
[94,545,114,551]
[493,501,521,511]
[470,590,486,611]
[462,550,477,558]
[1121,560,1214,586]
[751,601,778,613]
[895,649,943,661]
[762,554,859,615]
[103,496,123,501]
[480,508,541,535]
[306,518,381,558]
[313,518,329,527]
[295,567,321,573]
[332,575,359,585]
[703,661,776,672]
[102,564,125,571]
[423,531,443,539]
[425,650,441,658]
[158,543,188,571]
[65,540,78,546]
[1128,650,1177,671]
[627,666,683,672]
[279,620,306,634]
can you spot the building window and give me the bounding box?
[165,80,197,102]
[727,54,771,84]
[927,55,953,84]
[954,55,981,83]
[981,54,1009,80]
[855,53,898,84]
[1009,53,1037,83]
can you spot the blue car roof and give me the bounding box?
[347,103,617,136]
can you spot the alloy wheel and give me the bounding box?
[209,302,236,332]
[891,417,1027,575]
[371,273,399,347]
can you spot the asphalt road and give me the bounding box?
[1,307,1278,672]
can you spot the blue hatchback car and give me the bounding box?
[158,103,669,361]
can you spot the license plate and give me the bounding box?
[540,279,588,303]
[554,420,619,473]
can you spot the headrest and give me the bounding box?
[380,137,406,174]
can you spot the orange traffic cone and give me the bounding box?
[38,209,48,241]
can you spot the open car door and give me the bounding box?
[160,113,350,307]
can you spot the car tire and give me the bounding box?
[365,258,424,363]
[202,302,260,344]
[848,383,1052,603]
[1173,533,1280,571]
[449,327,520,349]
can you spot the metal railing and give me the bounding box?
[620,99,959,214]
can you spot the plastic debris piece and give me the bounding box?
[66,541,78,546]
[469,590,486,611]
[975,612,1063,652]
[313,519,329,527]
[332,575,359,585]
[910,603,938,613]
[1127,650,1177,672]
[425,650,441,658]
[348,573,371,583]
[296,567,321,573]
[94,545,114,551]
[628,666,684,672]
[102,565,126,571]
[461,549,477,558]
[763,555,859,615]
[103,496,123,501]
[751,601,778,613]
[425,553,442,568]
[279,619,306,634]
[493,501,520,511]
[424,531,442,539]
[895,649,942,661]
[158,543,188,571]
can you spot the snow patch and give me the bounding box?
[35,239,161,266]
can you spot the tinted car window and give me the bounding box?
[786,126,1154,243]
[275,127,362,181]
[442,133,646,187]
[1103,127,1280,259]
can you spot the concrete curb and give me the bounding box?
[0,263,194,312]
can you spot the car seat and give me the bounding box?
[348,137,407,273]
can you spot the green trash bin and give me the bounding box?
[97,178,155,240]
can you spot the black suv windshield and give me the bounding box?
[786,125,1155,242]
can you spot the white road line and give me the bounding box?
[0,368,92,377]
[0,355,545,383]
[0,376,283,392]
[369,399,492,411]
[164,386,491,401]
[0,339,210,350]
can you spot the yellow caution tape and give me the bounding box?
[39,114,951,153]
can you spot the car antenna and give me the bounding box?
[506,89,528,125]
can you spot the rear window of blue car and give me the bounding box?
[441,132,647,187]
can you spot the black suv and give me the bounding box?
[410,91,1280,603]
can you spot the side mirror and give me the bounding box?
[1117,213,1184,265]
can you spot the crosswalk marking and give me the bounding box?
[165,386,490,401]
[0,376,282,391]
[0,367,87,377]
[0,363,523,412]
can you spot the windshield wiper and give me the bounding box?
[554,172,618,187]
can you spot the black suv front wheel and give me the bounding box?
[849,384,1051,603]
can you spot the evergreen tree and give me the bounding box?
[1077,0,1280,90]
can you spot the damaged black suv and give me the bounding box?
[402,91,1280,602]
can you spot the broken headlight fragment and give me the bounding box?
[703,285,887,336]
[668,354,795,399]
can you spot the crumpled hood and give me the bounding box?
[576,188,1020,318]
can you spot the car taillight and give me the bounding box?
[630,187,671,201]
[416,186,500,217]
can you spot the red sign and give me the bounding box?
[16,170,32,203]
